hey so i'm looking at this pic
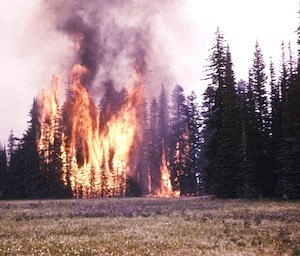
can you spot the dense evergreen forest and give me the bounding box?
[0,23,299,200]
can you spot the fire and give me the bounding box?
[37,76,61,163]
[38,76,60,126]
[37,36,177,198]
[37,62,146,198]
[63,64,143,198]
[153,143,179,197]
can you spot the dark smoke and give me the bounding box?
[42,0,178,94]
[62,15,100,86]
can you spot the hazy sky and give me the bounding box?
[0,0,299,143]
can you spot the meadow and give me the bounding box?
[0,197,299,255]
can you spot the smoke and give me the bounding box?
[41,0,180,96]
[62,15,100,86]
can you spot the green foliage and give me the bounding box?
[186,91,202,195]
[202,29,242,198]
[169,84,189,193]
[0,145,7,198]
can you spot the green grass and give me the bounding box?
[0,198,299,255]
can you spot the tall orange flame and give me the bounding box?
[153,143,179,197]
[37,77,61,164]
[37,35,176,198]
[37,62,147,198]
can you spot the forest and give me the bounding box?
[0,25,299,200]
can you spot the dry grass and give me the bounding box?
[0,198,299,255]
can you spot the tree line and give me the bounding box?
[0,24,299,199]
[202,28,300,199]
[0,81,202,199]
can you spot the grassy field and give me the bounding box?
[0,198,299,256]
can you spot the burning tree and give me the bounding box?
[3,1,203,199]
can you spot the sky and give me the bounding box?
[0,0,299,143]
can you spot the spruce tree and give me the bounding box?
[202,29,242,197]
[5,100,41,199]
[216,45,241,198]
[7,137,25,199]
[275,19,300,199]
[269,59,280,196]
[38,97,71,198]
[22,99,42,198]
[148,98,160,193]
[237,80,256,198]
[158,84,170,147]
[201,28,226,196]
[279,16,300,198]
[0,144,7,198]
[133,97,149,196]
[249,41,274,196]
[169,84,189,194]
[186,91,202,195]
[157,84,170,188]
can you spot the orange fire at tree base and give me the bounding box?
[151,145,180,198]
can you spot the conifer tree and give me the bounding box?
[278,16,300,198]
[250,41,269,132]
[248,41,274,196]
[6,100,40,199]
[7,138,24,199]
[186,91,202,195]
[38,98,71,198]
[202,29,242,197]
[269,59,280,195]
[22,99,42,198]
[237,80,256,197]
[216,45,241,198]
[158,84,170,147]
[158,85,170,188]
[201,28,226,196]
[133,98,149,196]
[148,98,160,193]
[169,84,189,194]
[0,144,7,198]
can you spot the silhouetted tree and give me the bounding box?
[277,18,300,198]
[169,84,189,194]
[248,41,274,196]
[0,144,7,198]
[158,84,170,187]
[201,28,225,196]
[236,80,256,198]
[202,29,243,198]
[22,99,42,198]
[148,98,160,193]
[216,45,242,198]
[186,91,202,195]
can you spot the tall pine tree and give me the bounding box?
[0,144,7,198]
[169,84,189,194]
[202,29,242,198]
[248,41,274,196]
[186,91,202,195]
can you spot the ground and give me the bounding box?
[0,197,299,255]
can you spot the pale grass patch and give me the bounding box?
[0,198,299,255]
